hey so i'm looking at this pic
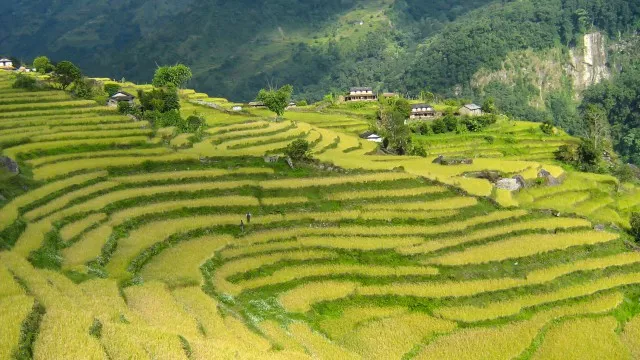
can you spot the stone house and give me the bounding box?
[345,87,377,102]
[459,104,482,117]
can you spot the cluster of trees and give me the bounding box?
[410,113,498,137]
[117,65,205,135]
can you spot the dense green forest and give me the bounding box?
[2,0,640,163]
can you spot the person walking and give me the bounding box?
[240,220,244,232]
[246,213,252,224]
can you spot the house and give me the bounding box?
[107,91,135,107]
[410,104,436,119]
[365,134,383,143]
[232,106,243,111]
[382,92,398,98]
[249,101,266,108]
[286,102,297,109]
[459,104,483,117]
[345,87,377,102]
[0,58,14,70]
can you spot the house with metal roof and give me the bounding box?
[459,104,483,117]
[346,87,377,102]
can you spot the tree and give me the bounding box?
[577,139,601,168]
[104,84,121,97]
[431,118,448,134]
[284,139,310,160]
[152,64,192,88]
[257,85,294,119]
[482,97,496,114]
[583,104,611,150]
[33,56,52,74]
[631,212,640,243]
[52,61,81,90]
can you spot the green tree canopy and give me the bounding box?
[33,56,52,74]
[52,61,82,90]
[152,64,193,88]
[257,85,294,118]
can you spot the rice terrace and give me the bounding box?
[2,57,640,360]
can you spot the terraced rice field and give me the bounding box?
[2,71,640,359]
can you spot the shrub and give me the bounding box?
[296,100,308,107]
[443,114,458,132]
[555,145,577,163]
[12,74,38,91]
[117,101,134,115]
[541,120,554,135]
[184,114,206,133]
[33,56,52,74]
[409,145,427,157]
[431,118,447,134]
[631,213,640,243]
[72,79,95,99]
[104,84,121,97]
[285,139,311,160]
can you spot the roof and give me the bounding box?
[350,87,373,92]
[0,58,11,62]
[464,104,482,111]
[412,104,434,109]
[366,134,381,139]
[110,91,134,100]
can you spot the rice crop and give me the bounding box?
[28,147,170,167]
[34,307,107,360]
[259,172,416,189]
[172,287,227,338]
[24,181,119,220]
[140,235,233,288]
[12,220,55,257]
[2,136,149,158]
[77,278,132,322]
[298,235,426,250]
[279,281,357,313]
[34,153,197,180]
[0,295,35,360]
[52,180,258,221]
[427,230,619,265]
[220,241,301,259]
[114,167,273,183]
[398,217,590,255]
[319,306,407,340]
[287,322,360,359]
[435,273,640,322]
[361,209,460,221]
[107,196,259,225]
[0,99,96,111]
[123,281,202,339]
[62,225,113,269]
[621,315,640,358]
[531,317,630,360]
[214,250,338,295]
[339,313,457,359]
[362,196,477,211]
[235,264,439,293]
[60,213,108,242]
[494,188,518,207]
[259,320,308,353]
[100,322,188,360]
[30,128,152,142]
[0,171,107,231]
[0,265,26,298]
[325,186,447,200]
[261,196,309,206]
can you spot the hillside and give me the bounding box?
[3,0,638,103]
[2,69,640,359]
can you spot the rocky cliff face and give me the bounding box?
[472,32,612,109]
[569,32,611,92]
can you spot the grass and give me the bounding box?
[621,314,640,358]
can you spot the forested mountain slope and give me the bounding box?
[2,0,639,107]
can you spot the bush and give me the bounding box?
[12,74,39,91]
[577,139,600,167]
[409,144,427,157]
[104,84,121,97]
[156,110,183,128]
[296,100,308,107]
[117,101,134,115]
[184,114,206,133]
[72,79,94,99]
[631,213,640,243]
[431,118,447,134]
[285,139,311,160]
[443,114,458,132]
[554,144,577,163]
[541,120,554,135]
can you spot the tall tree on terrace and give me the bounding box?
[152,64,193,88]
[582,104,611,151]
[52,61,82,90]
[256,84,294,120]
